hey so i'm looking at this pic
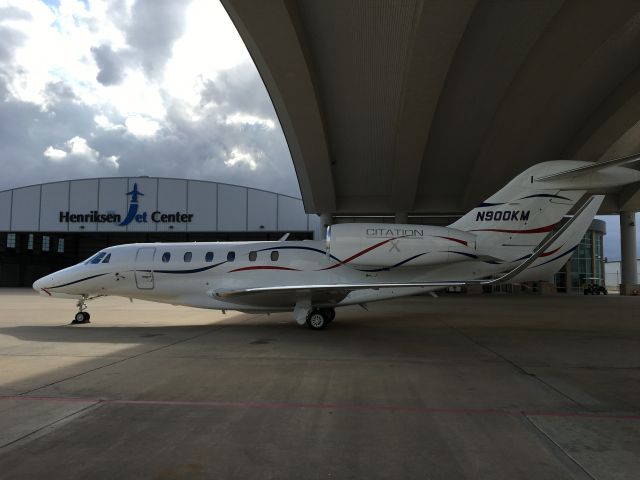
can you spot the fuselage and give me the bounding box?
[32,238,506,312]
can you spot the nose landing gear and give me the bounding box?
[71,296,91,324]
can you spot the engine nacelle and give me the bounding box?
[326,223,477,268]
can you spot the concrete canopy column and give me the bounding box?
[619,211,639,295]
[319,213,333,239]
[395,213,409,224]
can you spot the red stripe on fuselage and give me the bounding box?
[320,236,404,270]
[540,245,562,257]
[229,266,300,273]
[470,224,556,234]
[435,236,468,246]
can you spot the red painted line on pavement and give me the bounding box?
[1,395,639,420]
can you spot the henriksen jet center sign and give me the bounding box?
[58,183,193,227]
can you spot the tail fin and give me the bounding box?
[450,163,587,261]
[451,158,640,261]
[511,195,604,282]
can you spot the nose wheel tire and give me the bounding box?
[72,312,90,324]
[306,309,329,330]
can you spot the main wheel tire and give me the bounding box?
[73,312,90,324]
[306,309,328,330]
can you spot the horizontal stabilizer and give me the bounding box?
[535,152,640,182]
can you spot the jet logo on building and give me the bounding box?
[58,182,193,225]
[119,183,145,226]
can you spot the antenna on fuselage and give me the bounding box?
[278,233,290,241]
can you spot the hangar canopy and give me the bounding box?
[222,0,640,217]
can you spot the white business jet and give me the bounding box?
[33,156,640,329]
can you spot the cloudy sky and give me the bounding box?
[0,0,299,197]
[0,0,636,260]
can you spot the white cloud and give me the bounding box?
[43,145,67,161]
[43,136,118,169]
[104,154,121,168]
[225,113,275,129]
[164,0,250,107]
[0,0,300,200]
[125,114,160,137]
[225,148,258,170]
[1,0,164,119]
[67,135,98,160]
[98,70,166,120]
[1,0,126,106]
[94,114,123,131]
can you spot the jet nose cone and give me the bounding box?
[33,276,51,296]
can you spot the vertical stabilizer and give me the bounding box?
[450,163,587,261]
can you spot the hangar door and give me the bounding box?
[135,247,155,289]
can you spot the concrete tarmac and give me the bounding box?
[0,289,639,479]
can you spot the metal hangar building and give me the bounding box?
[0,177,320,287]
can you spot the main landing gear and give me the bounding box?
[71,296,91,325]
[306,308,335,330]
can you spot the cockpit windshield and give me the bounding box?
[84,252,106,265]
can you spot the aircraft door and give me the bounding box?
[135,247,156,289]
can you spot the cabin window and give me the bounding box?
[102,253,111,263]
[270,251,279,262]
[162,252,171,263]
[42,235,50,252]
[249,251,257,262]
[227,251,235,262]
[205,252,214,262]
[184,252,192,262]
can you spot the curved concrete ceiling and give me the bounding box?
[222,0,640,216]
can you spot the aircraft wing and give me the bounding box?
[214,196,597,302]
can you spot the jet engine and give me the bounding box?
[326,223,477,268]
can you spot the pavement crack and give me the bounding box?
[441,321,590,411]
[0,402,101,452]
[522,414,597,480]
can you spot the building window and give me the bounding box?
[205,252,214,262]
[57,238,64,253]
[6,233,16,249]
[271,251,279,262]
[227,251,235,262]
[42,235,50,252]
[249,251,257,262]
[27,233,34,250]
[184,252,192,262]
[162,252,171,263]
